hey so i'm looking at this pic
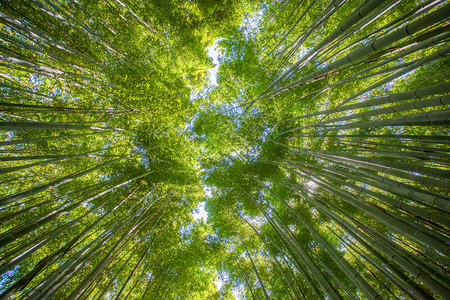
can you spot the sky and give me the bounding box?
[206,41,221,86]
[191,201,208,222]
[191,30,259,298]
[190,42,221,224]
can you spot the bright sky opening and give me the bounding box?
[206,40,221,86]
[191,201,208,223]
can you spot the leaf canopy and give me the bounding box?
[0,0,449,299]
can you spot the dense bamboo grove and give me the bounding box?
[0,0,449,299]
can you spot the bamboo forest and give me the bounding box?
[0,0,449,299]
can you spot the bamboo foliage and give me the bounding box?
[213,0,449,298]
[0,0,209,297]
[1,0,449,299]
